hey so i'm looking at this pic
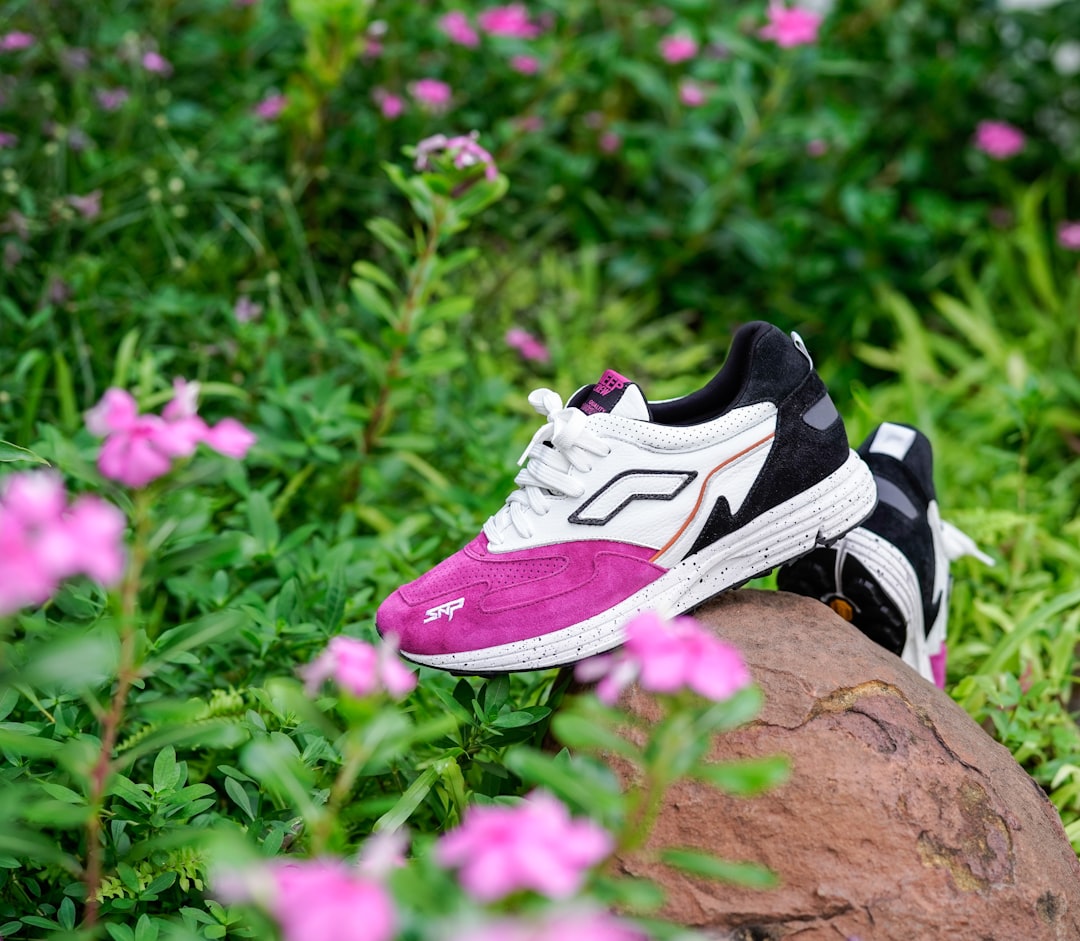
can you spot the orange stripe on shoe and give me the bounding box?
[649,432,775,563]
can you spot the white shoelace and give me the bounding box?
[483,389,612,544]
[940,519,995,566]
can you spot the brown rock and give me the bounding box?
[609,590,1080,941]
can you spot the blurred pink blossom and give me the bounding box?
[1058,222,1080,250]
[505,327,549,362]
[415,132,499,181]
[759,3,822,47]
[659,33,698,64]
[575,611,752,704]
[0,131,18,149]
[87,382,255,488]
[141,51,172,76]
[96,88,130,111]
[510,54,541,75]
[477,4,542,39]
[806,138,828,157]
[410,78,452,112]
[234,295,263,323]
[678,79,708,107]
[599,131,621,154]
[253,93,288,120]
[440,11,480,47]
[515,115,544,133]
[373,88,406,120]
[0,472,126,616]
[462,909,649,941]
[974,120,1025,159]
[67,190,102,220]
[357,830,410,880]
[300,636,417,699]
[0,32,35,52]
[216,859,396,941]
[202,418,257,459]
[436,791,612,901]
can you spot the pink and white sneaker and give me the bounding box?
[376,321,877,674]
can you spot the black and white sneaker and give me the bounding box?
[777,422,993,687]
[377,321,877,674]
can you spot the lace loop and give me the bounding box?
[484,389,611,544]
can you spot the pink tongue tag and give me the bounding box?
[576,370,650,419]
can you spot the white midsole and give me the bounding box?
[840,527,933,682]
[404,450,877,673]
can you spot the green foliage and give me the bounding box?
[1,0,1079,936]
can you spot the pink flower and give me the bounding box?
[415,132,499,181]
[439,11,480,47]
[410,78,452,112]
[234,295,263,323]
[203,418,257,459]
[141,51,172,76]
[974,120,1025,159]
[678,79,708,107]
[461,909,649,941]
[1058,222,1080,250]
[373,88,406,120]
[87,383,255,488]
[300,636,417,699]
[253,93,288,121]
[216,859,396,941]
[67,190,102,220]
[806,138,828,157]
[0,31,35,52]
[436,791,612,901]
[96,88,130,111]
[599,131,621,154]
[357,830,410,880]
[510,54,541,75]
[0,472,126,616]
[505,328,550,363]
[659,33,698,64]
[759,3,822,48]
[0,132,18,149]
[575,611,752,705]
[477,4,541,39]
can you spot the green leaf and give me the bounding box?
[478,675,510,716]
[153,746,181,793]
[374,766,438,832]
[691,755,790,796]
[659,848,777,888]
[224,777,255,821]
[490,707,550,730]
[551,712,640,761]
[366,217,411,264]
[502,747,621,817]
[247,491,280,555]
[323,555,346,634]
[0,829,80,871]
[58,897,76,931]
[38,782,85,804]
[0,440,49,465]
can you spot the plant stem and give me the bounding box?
[356,200,447,467]
[82,490,153,928]
[310,733,372,855]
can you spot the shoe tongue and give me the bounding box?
[571,369,651,420]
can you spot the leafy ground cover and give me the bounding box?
[1,0,1079,938]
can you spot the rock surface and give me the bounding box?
[609,590,1080,941]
